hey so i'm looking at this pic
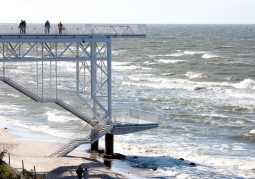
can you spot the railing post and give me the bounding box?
[107,39,112,122]
[34,166,36,178]
[22,160,24,175]
[8,153,10,165]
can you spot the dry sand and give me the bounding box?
[0,128,126,179]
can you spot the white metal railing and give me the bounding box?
[0,23,146,36]
[112,108,159,125]
[51,115,111,157]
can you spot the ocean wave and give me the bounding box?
[200,113,228,118]
[185,71,208,79]
[249,130,255,134]
[157,59,185,64]
[113,65,151,70]
[0,104,26,112]
[113,137,255,179]
[202,54,219,59]
[169,52,184,57]
[46,110,79,123]
[215,46,234,49]
[184,51,205,55]
[235,79,255,89]
[112,62,131,66]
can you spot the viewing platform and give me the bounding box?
[0,23,146,38]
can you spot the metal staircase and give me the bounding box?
[55,99,94,126]
[3,77,94,123]
[2,76,114,157]
[51,118,113,157]
[3,77,44,102]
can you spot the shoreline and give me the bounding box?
[0,125,130,179]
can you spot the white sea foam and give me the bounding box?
[235,79,255,89]
[249,130,255,134]
[111,136,255,179]
[113,65,151,70]
[157,59,185,64]
[184,51,204,55]
[202,54,219,59]
[200,113,228,118]
[46,110,78,123]
[0,104,26,112]
[185,71,208,79]
[112,62,131,66]
[169,52,184,57]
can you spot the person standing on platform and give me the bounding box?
[19,20,23,34]
[44,20,50,34]
[83,168,89,179]
[23,20,26,34]
[58,22,63,34]
[76,166,83,179]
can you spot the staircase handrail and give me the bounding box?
[85,116,110,140]
[3,77,43,102]
[51,114,111,156]
[56,99,93,125]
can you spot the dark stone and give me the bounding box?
[179,158,184,161]
[98,149,105,153]
[102,153,125,159]
[190,162,196,167]
[152,168,157,171]
[133,156,138,159]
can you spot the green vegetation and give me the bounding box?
[0,150,46,179]
[0,150,18,179]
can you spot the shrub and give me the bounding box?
[0,150,18,179]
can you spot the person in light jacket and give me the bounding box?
[83,168,89,179]
[44,20,50,34]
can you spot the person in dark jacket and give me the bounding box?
[19,20,23,34]
[45,20,50,34]
[76,166,83,179]
[23,20,26,34]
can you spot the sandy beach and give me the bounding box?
[0,128,127,179]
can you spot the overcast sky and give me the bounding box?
[1,0,255,24]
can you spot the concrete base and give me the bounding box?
[105,133,114,155]
[91,140,99,151]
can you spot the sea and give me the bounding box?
[1,24,255,179]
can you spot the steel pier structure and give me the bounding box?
[0,23,159,157]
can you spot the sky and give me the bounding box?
[1,0,255,24]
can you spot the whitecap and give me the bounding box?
[158,59,185,64]
[184,51,204,55]
[249,130,255,134]
[112,62,131,66]
[46,110,78,123]
[202,54,219,59]
[169,52,184,57]
[235,79,255,89]
[185,71,208,79]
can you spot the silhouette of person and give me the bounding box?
[76,166,83,179]
[19,20,23,34]
[45,20,50,34]
[58,22,63,34]
[83,168,89,179]
[23,20,26,34]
